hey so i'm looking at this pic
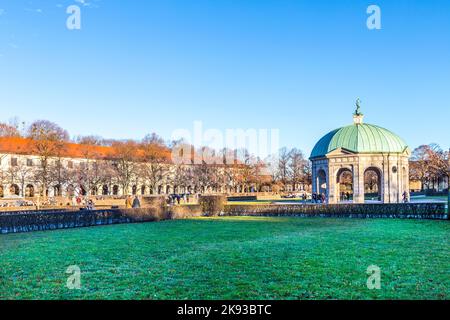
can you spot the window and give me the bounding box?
[67,161,73,169]
[11,158,18,167]
[27,159,33,167]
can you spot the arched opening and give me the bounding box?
[132,185,137,195]
[336,168,353,202]
[316,169,327,198]
[91,186,98,196]
[364,167,382,202]
[158,185,163,194]
[54,185,61,197]
[67,185,75,197]
[0,185,4,198]
[80,185,87,196]
[102,185,109,196]
[25,185,35,197]
[10,184,20,196]
[141,185,146,195]
[112,185,119,196]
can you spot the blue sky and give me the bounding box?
[0,0,449,155]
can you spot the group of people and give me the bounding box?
[71,196,96,210]
[340,192,352,202]
[167,193,193,205]
[125,195,141,209]
[312,193,327,204]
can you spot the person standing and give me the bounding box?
[125,196,133,209]
[132,196,141,208]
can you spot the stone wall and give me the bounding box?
[224,203,448,220]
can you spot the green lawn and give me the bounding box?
[0,217,449,300]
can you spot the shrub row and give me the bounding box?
[1,202,447,234]
[224,203,448,220]
[0,208,166,234]
[166,205,202,219]
[199,195,226,216]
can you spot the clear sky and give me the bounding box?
[0,0,449,155]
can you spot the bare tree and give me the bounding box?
[170,164,192,193]
[49,158,72,196]
[111,140,139,195]
[75,135,104,146]
[288,148,308,191]
[276,147,290,189]
[140,134,170,194]
[9,164,33,196]
[0,122,20,137]
[27,120,69,197]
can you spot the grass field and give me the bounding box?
[0,217,449,300]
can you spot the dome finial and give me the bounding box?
[354,98,363,116]
[353,98,364,124]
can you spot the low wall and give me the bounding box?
[224,203,448,220]
[0,208,167,234]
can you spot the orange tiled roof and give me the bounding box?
[0,137,114,159]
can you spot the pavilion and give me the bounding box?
[309,100,410,204]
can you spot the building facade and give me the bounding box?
[0,151,271,200]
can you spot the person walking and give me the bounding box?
[402,191,409,203]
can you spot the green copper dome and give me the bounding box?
[310,123,409,159]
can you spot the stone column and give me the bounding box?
[353,162,365,203]
[311,163,317,195]
[4,185,11,198]
[383,155,390,203]
[328,165,336,204]
[392,157,400,203]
